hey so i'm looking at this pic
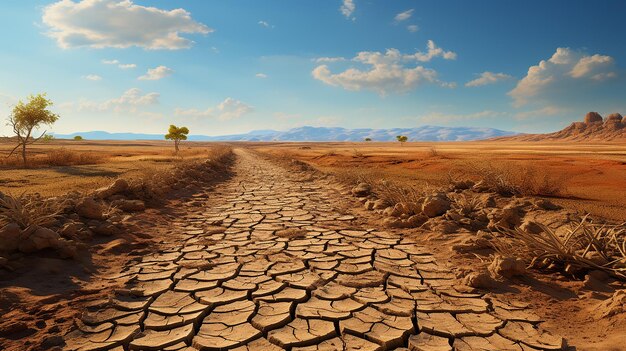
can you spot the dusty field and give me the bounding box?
[1,141,625,350]
[0,140,224,196]
[250,141,626,222]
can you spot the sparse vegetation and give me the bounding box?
[41,134,54,142]
[0,192,65,230]
[0,148,104,168]
[73,135,83,141]
[6,93,60,166]
[165,124,189,154]
[364,137,372,142]
[496,217,626,280]
[457,162,567,197]
[396,135,408,146]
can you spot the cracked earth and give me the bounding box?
[64,149,567,351]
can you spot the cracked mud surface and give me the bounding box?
[64,149,567,351]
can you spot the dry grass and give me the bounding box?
[0,148,105,168]
[496,217,626,280]
[127,146,233,204]
[0,193,66,230]
[455,161,568,197]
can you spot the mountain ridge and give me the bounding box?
[52,125,517,142]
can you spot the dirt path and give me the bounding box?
[63,149,568,351]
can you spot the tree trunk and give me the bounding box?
[174,140,179,154]
[21,143,27,165]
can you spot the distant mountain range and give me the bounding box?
[52,125,517,142]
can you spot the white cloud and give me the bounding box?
[340,0,356,20]
[404,40,457,62]
[255,73,268,79]
[394,9,414,22]
[465,71,512,87]
[314,57,347,63]
[138,65,174,80]
[83,74,102,81]
[407,25,419,33]
[258,20,273,28]
[63,88,160,113]
[311,41,456,95]
[42,0,212,50]
[570,54,616,80]
[175,98,253,121]
[509,47,617,107]
[102,59,136,69]
[118,63,136,69]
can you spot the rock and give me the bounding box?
[112,199,146,212]
[422,196,450,217]
[451,180,474,190]
[372,199,389,210]
[605,113,623,123]
[533,199,560,211]
[94,178,129,199]
[41,335,65,348]
[383,217,403,228]
[584,111,603,124]
[92,221,119,236]
[75,197,104,220]
[489,254,526,279]
[595,289,626,318]
[59,222,82,238]
[382,206,395,217]
[451,231,493,253]
[519,220,543,234]
[18,226,61,253]
[351,183,371,197]
[406,214,428,228]
[463,271,497,289]
[488,205,522,229]
[0,223,21,252]
[583,270,611,291]
[425,219,459,234]
[57,239,82,259]
[363,200,375,211]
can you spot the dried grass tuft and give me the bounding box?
[496,216,626,280]
[0,192,66,230]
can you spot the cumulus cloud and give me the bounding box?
[83,74,102,81]
[258,20,273,28]
[340,0,355,20]
[311,41,456,95]
[394,9,414,22]
[407,25,419,33]
[65,88,160,113]
[255,73,268,79]
[509,47,617,107]
[138,65,174,80]
[404,40,457,62]
[42,0,212,50]
[465,71,512,87]
[175,98,253,121]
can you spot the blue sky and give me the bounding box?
[0,0,625,136]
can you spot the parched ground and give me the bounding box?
[51,149,571,351]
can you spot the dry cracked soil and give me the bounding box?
[61,149,568,351]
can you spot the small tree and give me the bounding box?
[165,125,189,154]
[364,137,372,142]
[7,93,59,165]
[396,135,408,146]
[73,135,83,141]
[42,134,55,142]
